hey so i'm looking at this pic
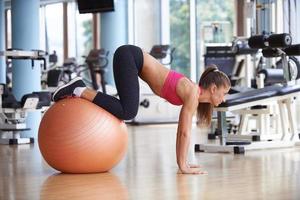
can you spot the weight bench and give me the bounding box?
[195,85,300,154]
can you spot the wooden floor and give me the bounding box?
[1,124,300,200]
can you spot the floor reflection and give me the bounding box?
[40,173,128,200]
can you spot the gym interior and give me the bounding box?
[1,0,300,199]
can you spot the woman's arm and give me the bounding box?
[176,81,206,174]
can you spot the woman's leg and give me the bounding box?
[87,45,144,120]
[52,45,143,120]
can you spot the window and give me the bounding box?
[68,2,93,63]
[196,0,235,77]
[42,3,64,64]
[196,0,234,45]
[131,0,161,51]
[169,0,191,77]
[5,9,11,49]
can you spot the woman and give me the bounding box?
[52,45,231,174]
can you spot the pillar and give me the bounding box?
[11,0,41,138]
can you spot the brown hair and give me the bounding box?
[197,64,231,126]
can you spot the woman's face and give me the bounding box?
[210,84,230,106]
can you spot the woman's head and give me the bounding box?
[197,64,231,126]
[199,65,231,106]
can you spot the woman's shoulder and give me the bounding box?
[177,78,199,102]
[180,77,198,90]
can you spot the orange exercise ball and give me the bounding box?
[38,98,128,173]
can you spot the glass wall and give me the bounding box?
[40,3,64,63]
[196,0,235,77]
[43,3,63,64]
[169,0,191,77]
[68,2,93,63]
[131,0,161,51]
[7,2,93,65]
[196,0,234,44]
[168,0,235,79]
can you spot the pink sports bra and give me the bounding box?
[160,70,185,105]
[160,70,202,106]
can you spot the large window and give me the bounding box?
[196,0,234,44]
[195,0,235,78]
[41,3,64,64]
[41,2,93,64]
[68,2,93,63]
[169,0,235,79]
[131,0,161,51]
[169,0,191,77]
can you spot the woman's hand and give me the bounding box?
[188,163,201,168]
[178,165,207,175]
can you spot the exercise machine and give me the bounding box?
[150,45,175,65]
[0,49,51,145]
[0,84,50,144]
[195,84,300,154]
[84,49,109,93]
[43,49,111,95]
[195,33,300,153]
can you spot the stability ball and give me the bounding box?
[38,98,128,173]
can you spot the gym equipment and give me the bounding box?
[204,44,257,92]
[248,33,300,83]
[228,37,300,142]
[0,84,51,145]
[43,49,110,94]
[204,46,236,76]
[150,45,175,65]
[230,37,261,89]
[38,98,128,173]
[41,51,64,90]
[284,44,300,56]
[195,85,300,154]
[248,33,292,49]
[206,33,300,141]
[0,49,47,69]
[257,68,285,85]
[196,33,300,153]
[231,37,258,55]
[0,49,51,145]
[42,52,83,90]
[85,49,109,93]
[257,56,300,86]
[61,58,79,82]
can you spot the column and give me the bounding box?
[11,0,41,138]
[100,0,128,85]
[0,0,5,83]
